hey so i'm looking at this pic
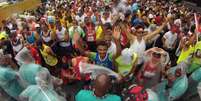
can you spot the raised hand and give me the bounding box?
[165,15,173,23]
[113,26,121,40]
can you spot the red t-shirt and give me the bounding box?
[155,16,162,25]
[73,56,91,81]
[27,46,41,64]
[85,24,96,42]
[198,26,201,33]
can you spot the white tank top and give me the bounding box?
[56,27,66,41]
[42,31,52,43]
[129,38,146,64]
[12,39,23,53]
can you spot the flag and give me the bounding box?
[194,13,201,42]
[195,13,199,32]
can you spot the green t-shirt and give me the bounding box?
[68,26,86,39]
[76,90,121,101]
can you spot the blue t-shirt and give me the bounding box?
[76,90,121,101]
[89,52,114,70]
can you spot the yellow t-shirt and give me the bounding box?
[60,18,66,27]
[0,31,8,40]
[40,44,58,66]
[96,25,103,40]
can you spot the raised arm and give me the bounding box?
[112,26,122,60]
[73,31,91,57]
[125,25,135,43]
[144,16,171,43]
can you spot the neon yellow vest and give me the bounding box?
[177,46,194,64]
[116,53,138,76]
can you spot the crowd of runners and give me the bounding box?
[0,0,201,101]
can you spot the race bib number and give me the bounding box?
[87,35,95,42]
[144,71,155,78]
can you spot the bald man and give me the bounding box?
[76,74,121,101]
